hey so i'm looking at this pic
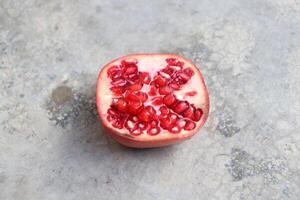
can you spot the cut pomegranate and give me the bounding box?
[96,54,209,148]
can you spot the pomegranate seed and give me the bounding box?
[169,124,181,134]
[112,120,124,129]
[173,101,189,114]
[151,96,163,106]
[111,71,122,81]
[177,72,191,83]
[128,115,138,122]
[176,60,185,67]
[147,126,160,136]
[125,91,148,102]
[146,106,157,119]
[149,120,159,127]
[154,75,167,86]
[135,121,148,130]
[128,83,143,91]
[169,65,182,71]
[165,58,177,64]
[160,118,172,129]
[127,101,142,114]
[127,73,140,84]
[159,85,173,95]
[159,71,171,79]
[169,113,178,124]
[130,115,138,122]
[107,66,120,77]
[169,83,181,90]
[193,108,203,122]
[120,59,138,71]
[107,109,120,122]
[138,92,148,102]
[140,72,151,84]
[138,106,156,122]
[162,67,175,76]
[114,98,127,112]
[165,58,184,67]
[184,120,196,130]
[107,108,118,116]
[177,119,186,128]
[107,115,115,122]
[111,78,127,86]
[159,106,169,115]
[124,91,138,102]
[125,119,136,131]
[110,86,124,95]
[163,94,177,107]
[183,67,194,77]
[123,65,138,75]
[149,85,158,96]
[131,128,142,136]
[182,106,195,119]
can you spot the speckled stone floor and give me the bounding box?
[1,0,300,199]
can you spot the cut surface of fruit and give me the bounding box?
[96,54,209,148]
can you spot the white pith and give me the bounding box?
[97,54,209,142]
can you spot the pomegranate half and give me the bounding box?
[96,54,209,148]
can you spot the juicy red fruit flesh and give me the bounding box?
[105,57,204,137]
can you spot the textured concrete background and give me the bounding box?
[1,0,300,199]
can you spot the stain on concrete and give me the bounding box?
[47,85,98,128]
[226,148,288,182]
[51,85,73,106]
[216,113,240,137]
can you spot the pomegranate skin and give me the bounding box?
[96,54,210,148]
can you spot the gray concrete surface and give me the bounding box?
[1,0,300,199]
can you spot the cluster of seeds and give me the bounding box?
[106,58,203,136]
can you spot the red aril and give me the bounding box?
[96,54,209,148]
[163,94,177,107]
[126,100,142,115]
[173,101,189,114]
[151,96,163,106]
[140,72,151,84]
[112,98,127,112]
[159,85,173,95]
[184,120,196,131]
[154,74,167,87]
